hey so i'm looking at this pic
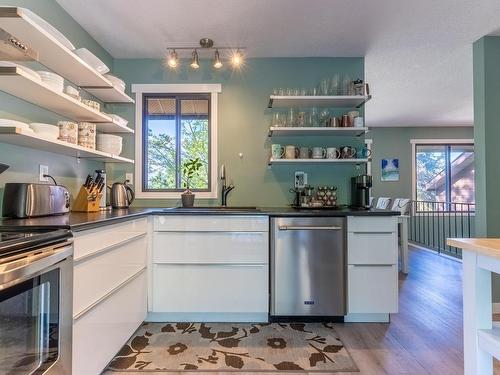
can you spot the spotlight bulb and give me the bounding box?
[167,50,178,68]
[213,49,223,69]
[190,50,200,69]
[231,50,243,66]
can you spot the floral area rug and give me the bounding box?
[107,322,358,372]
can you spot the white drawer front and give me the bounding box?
[72,271,147,375]
[152,264,268,313]
[347,216,397,233]
[348,232,398,265]
[153,231,268,264]
[154,215,269,232]
[73,234,147,317]
[348,265,398,313]
[74,217,148,260]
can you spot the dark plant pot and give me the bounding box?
[181,192,195,207]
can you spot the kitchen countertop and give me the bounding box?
[0,206,400,231]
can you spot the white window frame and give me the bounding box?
[410,138,474,202]
[132,83,221,199]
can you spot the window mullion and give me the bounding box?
[445,145,452,210]
[175,97,182,189]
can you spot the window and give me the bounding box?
[133,84,220,199]
[412,139,474,211]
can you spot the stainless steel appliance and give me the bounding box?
[110,181,135,208]
[2,183,71,218]
[0,228,73,374]
[271,217,346,317]
[351,174,372,209]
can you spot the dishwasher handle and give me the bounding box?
[278,225,342,231]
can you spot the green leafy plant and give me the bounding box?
[182,157,203,193]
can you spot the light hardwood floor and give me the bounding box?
[103,246,494,374]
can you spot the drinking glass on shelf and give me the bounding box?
[286,88,293,96]
[297,111,305,127]
[272,88,279,95]
[300,88,307,96]
[342,74,352,95]
[319,79,329,95]
[287,107,296,127]
[309,87,318,96]
[319,109,330,127]
[292,88,300,96]
[330,73,340,95]
[278,88,285,96]
[311,107,319,127]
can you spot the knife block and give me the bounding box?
[72,186,102,212]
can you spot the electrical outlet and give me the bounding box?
[125,172,133,184]
[39,165,48,182]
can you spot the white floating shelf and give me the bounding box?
[0,7,133,103]
[0,127,134,163]
[0,7,112,88]
[268,126,369,137]
[268,95,371,109]
[0,67,133,133]
[268,158,369,165]
[84,87,134,104]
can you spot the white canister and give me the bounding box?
[78,122,96,149]
[57,121,78,144]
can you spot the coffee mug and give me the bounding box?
[285,145,299,159]
[312,147,326,159]
[271,144,284,159]
[326,147,340,159]
[340,146,357,159]
[358,147,372,158]
[299,147,311,159]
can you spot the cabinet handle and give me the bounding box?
[351,231,393,234]
[349,264,394,267]
[279,226,342,231]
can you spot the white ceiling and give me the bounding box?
[56,0,500,127]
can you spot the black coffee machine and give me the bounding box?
[351,174,372,209]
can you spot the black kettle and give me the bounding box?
[110,180,135,208]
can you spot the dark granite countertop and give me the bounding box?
[0,206,400,231]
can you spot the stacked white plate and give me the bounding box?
[74,48,110,74]
[37,71,64,92]
[96,134,122,155]
[29,123,59,140]
[104,74,126,92]
[0,119,33,133]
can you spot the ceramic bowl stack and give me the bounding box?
[97,134,122,155]
[64,85,80,100]
[37,71,64,92]
[104,74,126,92]
[29,123,59,140]
[57,121,78,144]
[78,122,96,149]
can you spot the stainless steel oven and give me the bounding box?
[0,230,73,374]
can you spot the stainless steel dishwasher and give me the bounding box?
[271,216,346,317]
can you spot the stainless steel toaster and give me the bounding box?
[2,183,71,218]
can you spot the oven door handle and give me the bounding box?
[0,243,73,290]
[278,225,342,231]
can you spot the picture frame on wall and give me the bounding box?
[381,158,399,181]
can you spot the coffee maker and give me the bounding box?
[351,174,372,209]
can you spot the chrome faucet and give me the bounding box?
[220,164,234,207]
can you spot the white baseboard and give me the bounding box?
[493,303,500,314]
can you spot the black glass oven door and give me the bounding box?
[0,268,60,374]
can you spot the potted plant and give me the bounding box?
[181,158,202,207]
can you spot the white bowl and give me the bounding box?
[104,74,125,92]
[96,142,122,155]
[97,134,122,144]
[74,48,110,74]
[29,123,59,139]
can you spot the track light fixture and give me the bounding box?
[167,49,178,68]
[165,38,246,70]
[190,50,199,69]
[213,49,223,69]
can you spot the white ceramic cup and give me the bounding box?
[354,116,364,128]
[285,145,299,159]
[299,147,311,159]
[312,147,326,159]
[326,147,340,159]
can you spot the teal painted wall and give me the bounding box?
[473,36,500,300]
[370,127,474,199]
[0,0,113,214]
[108,58,368,207]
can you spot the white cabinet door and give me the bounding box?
[73,234,147,317]
[152,264,268,313]
[348,232,398,265]
[154,215,268,232]
[348,265,398,313]
[72,271,147,375]
[153,231,268,264]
